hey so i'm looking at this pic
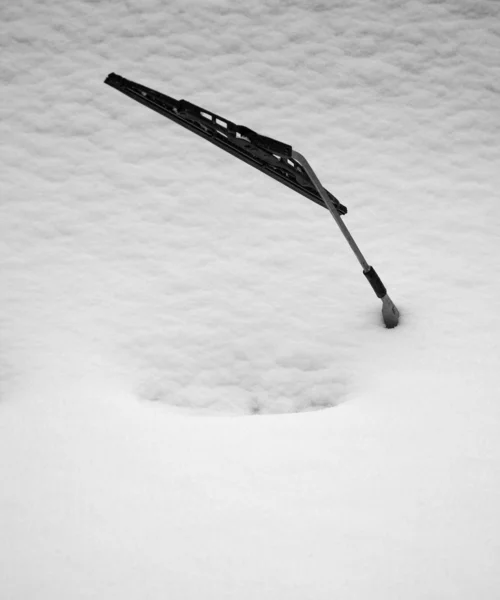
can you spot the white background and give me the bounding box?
[1,0,499,597]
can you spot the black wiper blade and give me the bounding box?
[104,73,347,216]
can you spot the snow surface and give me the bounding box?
[1,0,500,597]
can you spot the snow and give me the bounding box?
[1,0,500,597]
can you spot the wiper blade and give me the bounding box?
[104,73,347,216]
